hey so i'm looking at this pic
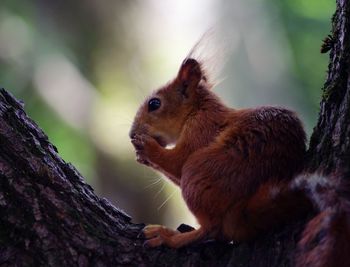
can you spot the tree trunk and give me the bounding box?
[1,1,349,266]
[307,0,350,174]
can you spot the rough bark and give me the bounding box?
[0,0,349,266]
[308,0,350,175]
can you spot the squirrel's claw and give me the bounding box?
[132,134,160,167]
[142,224,205,248]
[136,152,150,166]
[131,135,149,165]
[142,224,180,248]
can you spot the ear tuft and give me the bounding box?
[178,58,202,88]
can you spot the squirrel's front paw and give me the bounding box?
[131,134,160,166]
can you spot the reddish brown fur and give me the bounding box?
[295,175,350,267]
[296,208,350,267]
[130,56,308,247]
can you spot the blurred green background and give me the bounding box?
[0,0,334,228]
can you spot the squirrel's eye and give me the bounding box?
[148,98,161,112]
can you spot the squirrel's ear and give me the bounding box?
[177,58,202,92]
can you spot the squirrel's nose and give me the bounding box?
[129,123,149,139]
[129,129,136,139]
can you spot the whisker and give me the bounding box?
[138,168,160,180]
[147,175,165,182]
[154,183,166,199]
[157,190,177,211]
[143,177,163,190]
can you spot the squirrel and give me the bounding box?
[129,39,312,249]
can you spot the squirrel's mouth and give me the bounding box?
[153,135,167,147]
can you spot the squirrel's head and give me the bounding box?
[129,58,208,147]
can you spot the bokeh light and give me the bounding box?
[0,0,334,228]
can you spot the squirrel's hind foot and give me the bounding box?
[142,224,205,248]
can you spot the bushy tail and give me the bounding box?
[222,179,313,241]
[247,180,312,232]
[295,174,350,267]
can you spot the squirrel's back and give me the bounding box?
[181,105,307,241]
[222,106,306,182]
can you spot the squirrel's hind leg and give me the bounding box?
[142,224,205,248]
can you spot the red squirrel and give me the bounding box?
[129,41,310,249]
